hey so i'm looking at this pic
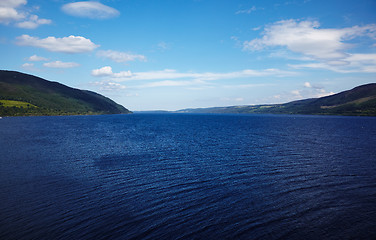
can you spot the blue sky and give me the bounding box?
[1,0,376,111]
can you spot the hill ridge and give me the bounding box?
[176,83,376,116]
[0,70,131,116]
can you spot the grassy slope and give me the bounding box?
[0,100,38,108]
[0,70,131,116]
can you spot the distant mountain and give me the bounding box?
[0,70,131,116]
[176,83,376,116]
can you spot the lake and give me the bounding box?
[0,113,376,239]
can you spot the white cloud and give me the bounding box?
[91,67,297,82]
[62,1,120,19]
[43,61,80,68]
[268,49,313,61]
[0,7,25,24]
[244,19,376,59]
[27,54,48,61]
[304,82,312,88]
[236,6,257,15]
[290,82,334,100]
[221,97,245,102]
[92,81,126,91]
[291,90,302,97]
[0,0,27,8]
[270,82,335,104]
[90,67,297,91]
[303,81,328,91]
[97,50,146,63]
[344,54,376,73]
[244,19,376,73]
[136,79,206,88]
[126,93,139,97]
[21,62,40,71]
[0,0,26,23]
[16,15,51,29]
[0,0,51,28]
[222,83,275,89]
[22,62,34,68]
[290,53,376,73]
[91,66,132,77]
[16,35,99,53]
[137,80,178,88]
[91,66,113,76]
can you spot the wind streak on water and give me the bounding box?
[0,114,376,239]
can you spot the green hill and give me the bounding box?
[0,70,131,116]
[176,83,376,116]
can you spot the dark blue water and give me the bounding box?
[1,113,376,239]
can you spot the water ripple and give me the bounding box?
[1,114,376,239]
